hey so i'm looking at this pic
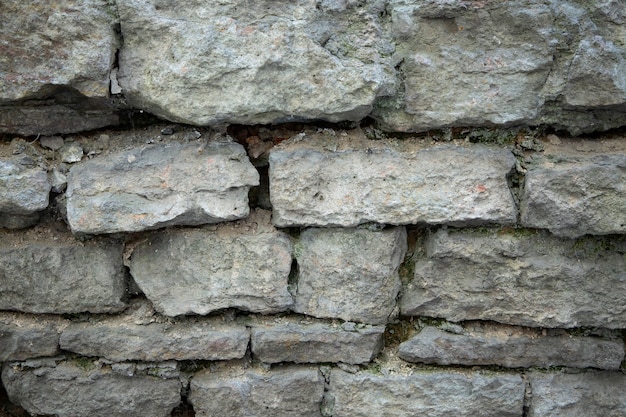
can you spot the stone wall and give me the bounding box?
[1,1,625,416]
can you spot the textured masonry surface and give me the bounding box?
[1,1,626,416]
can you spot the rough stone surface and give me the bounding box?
[66,140,259,234]
[294,225,406,324]
[60,302,249,362]
[129,210,293,316]
[0,313,68,361]
[520,139,626,238]
[2,360,181,417]
[0,157,50,215]
[117,0,394,126]
[0,229,126,313]
[400,228,626,328]
[398,324,624,370]
[270,134,517,227]
[528,371,626,417]
[190,365,324,417]
[329,369,524,417]
[250,316,385,364]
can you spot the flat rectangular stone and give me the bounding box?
[0,313,68,361]
[270,132,516,227]
[66,140,259,234]
[2,359,181,417]
[398,324,624,370]
[250,316,384,365]
[0,228,126,314]
[59,303,249,362]
[528,372,626,417]
[190,365,324,417]
[520,139,626,237]
[329,369,524,417]
[400,228,626,328]
[129,209,293,316]
[0,157,50,215]
[294,226,406,324]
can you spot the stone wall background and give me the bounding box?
[1,1,625,416]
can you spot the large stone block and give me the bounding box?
[270,133,516,227]
[294,225,406,324]
[117,0,393,125]
[528,372,626,417]
[129,210,293,316]
[400,228,626,328]
[190,365,324,417]
[250,316,384,364]
[60,303,249,362]
[329,369,524,417]
[520,139,626,238]
[2,359,181,417]
[398,324,624,370]
[0,229,126,313]
[0,157,50,216]
[0,313,68,361]
[66,140,259,234]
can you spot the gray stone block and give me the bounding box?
[0,313,68,361]
[400,228,626,328]
[398,324,624,370]
[294,226,406,324]
[0,230,126,313]
[60,305,249,362]
[190,365,324,417]
[66,140,259,234]
[270,134,516,227]
[2,359,181,417]
[250,316,384,364]
[520,140,626,237]
[329,369,525,417]
[129,210,293,316]
[528,372,626,417]
[0,158,50,215]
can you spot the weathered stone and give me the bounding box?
[270,134,516,227]
[0,229,126,313]
[129,210,293,316]
[0,1,117,103]
[2,360,181,417]
[294,226,406,324]
[190,365,324,417]
[250,316,384,364]
[528,372,626,417]
[520,139,626,238]
[60,303,249,362]
[329,369,524,417]
[0,158,50,215]
[398,324,624,370]
[400,228,626,328]
[0,313,68,361]
[117,0,393,126]
[66,140,259,234]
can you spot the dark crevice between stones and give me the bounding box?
[287,258,299,300]
[170,393,195,417]
[521,373,532,417]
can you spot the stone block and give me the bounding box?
[190,365,324,417]
[520,139,626,237]
[329,369,524,417]
[2,359,181,417]
[117,0,393,125]
[66,141,259,234]
[129,210,293,316]
[0,158,50,215]
[528,372,626,417]
[250,316,384,364]
[398,324,624,370]
[294,226,406,324]
[0,313,68,361]
[400,228,626,328]
[270,133,516,227]
[0,229,126,314]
